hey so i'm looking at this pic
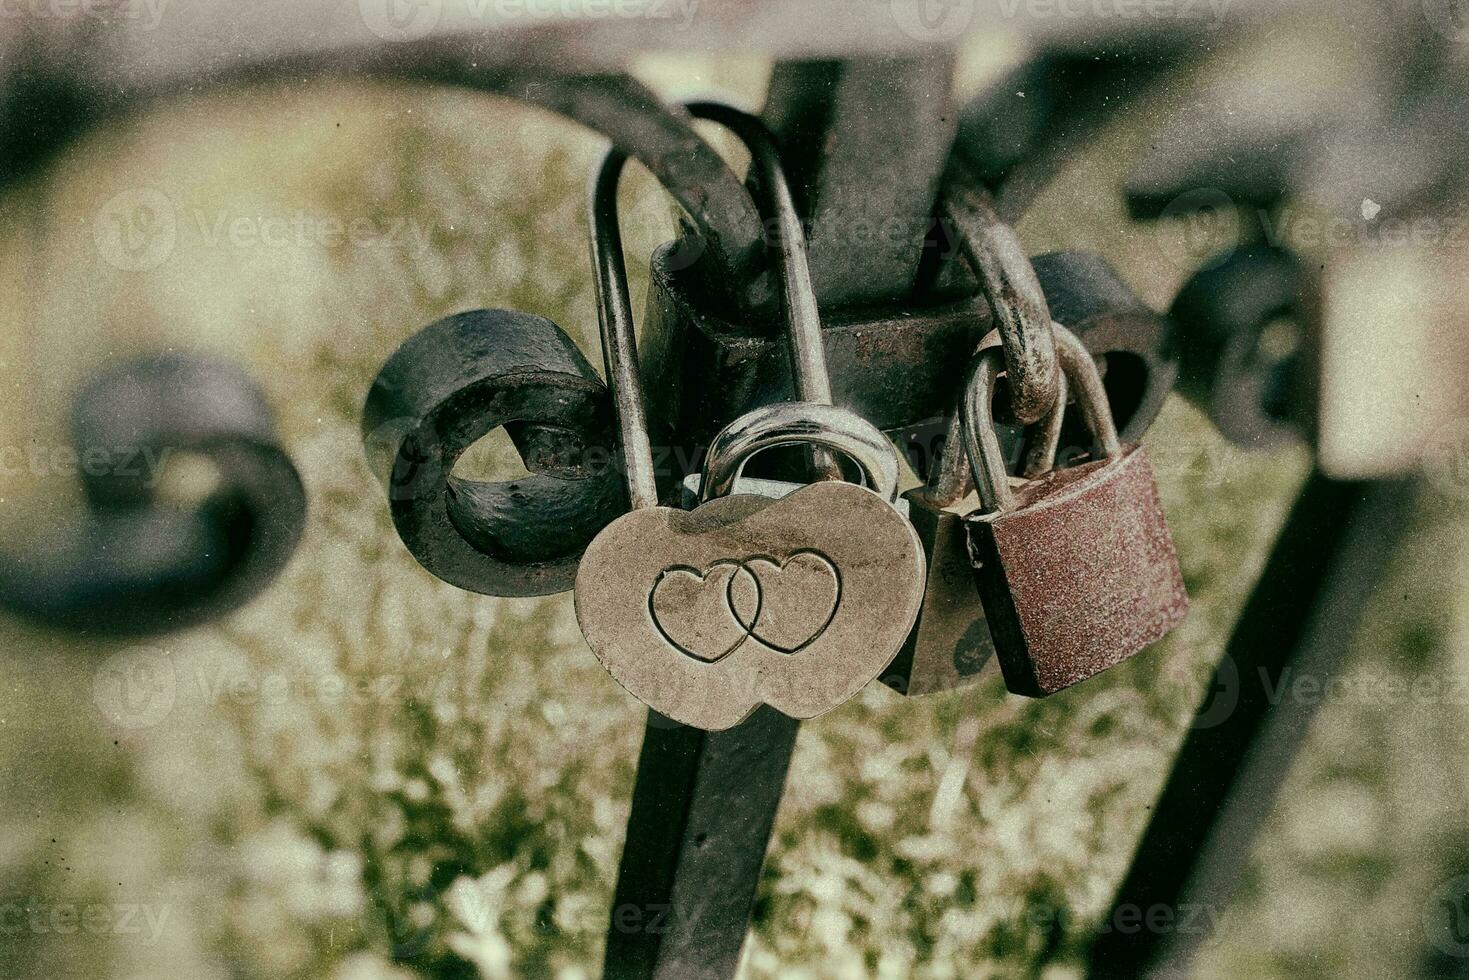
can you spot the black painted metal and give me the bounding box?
[1086,471,1420,979]
[0,354,306,634]
[1169,247,1308,449]
[362,308,626,597]
[638,241,990,459]
[764,54,958,309]
[603,708,799,980]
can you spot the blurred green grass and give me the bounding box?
[0,46,1466,980]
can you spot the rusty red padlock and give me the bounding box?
[961,322,1189,698]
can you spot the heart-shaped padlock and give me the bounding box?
[577,403,925,730]
[573,105,925,731]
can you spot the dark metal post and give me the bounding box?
[602,709,799,979]
[1087,471,1421,979]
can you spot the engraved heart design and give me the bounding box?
[735,552,840,654]
[649,561,760,664]
[648,552,841,663]
[574,482,927,731]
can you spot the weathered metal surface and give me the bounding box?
[764,54,957,308]
[0,354,305,634]
[696,404,901,504]
[1086,472,1420,979]
[578,103,921,732]
[882,484,999,696]
[603,706,799,980]
[884,350,1068,698]
[638,244,990,458]
[604,60,970,980]
[936,171,1060,425]
[897,249,1177,487]
[1169,247,1308,449]
[577,478,924,730]
[590,143,666,511]
[1031,250,1180,447]
[962,330,1187,698]
[967,446,1188,696]
[963,327,1119,512]
[362,308,625,597]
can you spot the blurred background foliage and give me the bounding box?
[1,26,1468,980]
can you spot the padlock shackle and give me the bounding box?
[928,336,1069,508]
[940,168,1060,427]
[962,322,1122,513]
[684,102,834,408]
[699,402,902,504]
[684,102,841,483]
[1053,324,1123,460]
[588,103,840,512]
[589,148,661,511]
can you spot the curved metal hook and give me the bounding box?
[939,168,1060,426]
[0,354,306,635]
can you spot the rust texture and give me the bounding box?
[965,446,1188,697]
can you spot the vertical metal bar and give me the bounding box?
[1086,470,1421,979]
[603,708,799,979]
[601,65,956,980]
[764,55,958,309]
[590,148,660,512]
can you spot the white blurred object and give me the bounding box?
[1318,241,1469,479]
